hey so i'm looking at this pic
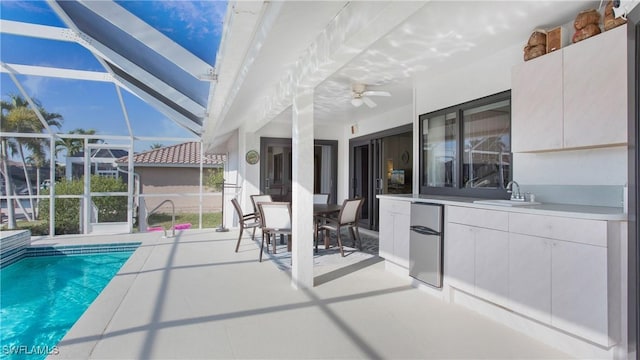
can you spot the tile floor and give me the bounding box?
[40,229,572,359]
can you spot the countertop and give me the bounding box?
[377,194,627,221]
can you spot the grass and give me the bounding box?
[145,212,222,230]
[1,212,223,235]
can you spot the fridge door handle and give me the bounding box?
[410,225,440,236]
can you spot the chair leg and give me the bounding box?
[259,232,265,262]
[287,235,292,252]
[272,233,277,254]
[235,226,244,252]
[251,226,257,240]
[336,229,345,257]
[354,226,362,250]
[349,226,356,248]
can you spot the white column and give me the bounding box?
[291,88,314,289]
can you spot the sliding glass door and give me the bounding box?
[260,137,337,203]
[350,124,413,231]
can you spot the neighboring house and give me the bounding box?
[116,142,225,213]
[65,148,129,180]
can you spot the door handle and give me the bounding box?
[410,225,440,236]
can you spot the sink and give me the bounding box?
[473,199,541,207]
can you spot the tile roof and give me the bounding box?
[117,142,225,167]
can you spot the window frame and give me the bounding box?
[419,90,512,198]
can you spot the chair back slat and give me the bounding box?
[339,198,363,224]
[251,194,273,213]
[258,202,291,230]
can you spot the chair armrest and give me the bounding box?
[243,213,259,221]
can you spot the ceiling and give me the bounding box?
[202,0,603,146]
[0,0,612,148]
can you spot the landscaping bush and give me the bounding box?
[38,176,127,235]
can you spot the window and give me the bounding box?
[419,91,511,197]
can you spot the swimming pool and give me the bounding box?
[1,251,134,360]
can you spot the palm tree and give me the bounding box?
[1,94,62,228]
[55,128,101,158]
[150,143,164,150]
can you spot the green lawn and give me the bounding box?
[1,212,224,235]
[145,212,222,230]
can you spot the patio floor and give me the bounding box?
[35,229,572,359]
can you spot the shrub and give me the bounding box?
[38,176,128,235]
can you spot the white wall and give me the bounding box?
[414,42,627,199]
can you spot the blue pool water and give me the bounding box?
[0,252,133,360]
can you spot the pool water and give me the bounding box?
[0,252,133,360]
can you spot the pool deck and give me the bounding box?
[32,229,572,359]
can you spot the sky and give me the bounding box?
[0,0,227,153]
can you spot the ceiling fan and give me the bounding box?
[350,84,391,108]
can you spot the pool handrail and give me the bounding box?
[146,199,176,237]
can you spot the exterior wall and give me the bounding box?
[137,167,221,213]
[413,42,627,204]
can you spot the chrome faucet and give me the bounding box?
[506,180,524,201]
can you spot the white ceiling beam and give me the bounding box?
[77,0,214,81]
[0,63,113,82]
[46,0,206,118]
[0,19,76,43]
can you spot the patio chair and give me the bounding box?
[257,202,292,262]
[313,193,330,204]
[316,197,364,257]
[250,194,273,219]
[231,198,261,253]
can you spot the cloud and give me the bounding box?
[154,1,227,40]
[22,76,49,98]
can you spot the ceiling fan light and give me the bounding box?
[351,98,364,107]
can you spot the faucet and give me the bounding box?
[506,180,524,201]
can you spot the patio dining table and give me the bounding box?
[313,203,342,249]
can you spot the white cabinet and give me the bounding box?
[445,206,509,302]
[378,199,411,269]
[508,233,552,324]
[551,240,609,345]
[446,205,619,346]
[511,50,564,152]
[508,212,612,346]
[563,25,628,149]
[511,25,627,152]
[474,227,509,305]
[444,223,475,293]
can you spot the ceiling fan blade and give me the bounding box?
[362,90,391,97]
[363,96,377,108]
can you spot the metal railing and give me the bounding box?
[146,199,175,237]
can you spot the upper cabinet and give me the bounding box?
[512,50,564,152]
[563,25,628,148]
[512,25,627,153]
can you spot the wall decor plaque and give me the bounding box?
[245,150,259,165]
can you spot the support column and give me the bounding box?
[291,89,314,289]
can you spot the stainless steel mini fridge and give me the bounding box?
[409,203,443,288]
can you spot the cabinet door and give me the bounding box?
[445,223,475,293]
[508,233,552,324]
[474,227,509,305]
[563,25,627,148]
[551,240,608,345]
[511,50,564,152]
[393,209,411,269]
[378,203,395,261]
